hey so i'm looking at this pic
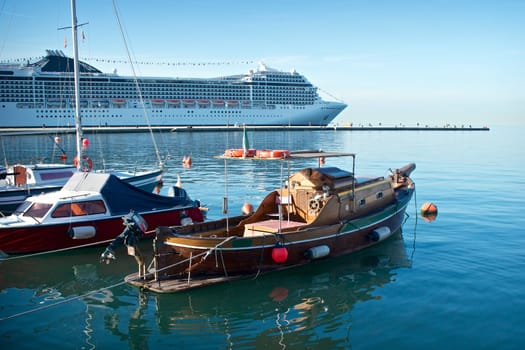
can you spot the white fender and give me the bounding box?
[69,226,96,239]
[369,226,392,242]
[305,245,330,259]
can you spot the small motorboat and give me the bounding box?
[0,172,203,255]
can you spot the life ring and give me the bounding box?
[309,198,323,214]
[224,149,244,157]
[73,155,93,172]
[270,150,290,159]
[256,149,272,158]
[257,149,290,159]
[224,149,256,157]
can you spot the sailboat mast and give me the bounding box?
[70,0,83,171]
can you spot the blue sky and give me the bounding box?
[1,0,523,126]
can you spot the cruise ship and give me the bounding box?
[0,50,346,128]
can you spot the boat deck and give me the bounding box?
[125,273,246,293]
[244,219,306,236]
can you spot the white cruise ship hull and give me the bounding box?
[0,101,346,127]
[0,50,347,127]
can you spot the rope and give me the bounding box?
[0,239,114,261]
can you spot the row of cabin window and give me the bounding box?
[24,200,106,219]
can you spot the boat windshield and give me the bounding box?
[13,200,33,215]
[23,202,53,219]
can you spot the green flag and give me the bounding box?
[242,125,249,157]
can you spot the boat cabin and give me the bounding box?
[12,191,107,224]
[275,166,395,225]
[8,164,75,187]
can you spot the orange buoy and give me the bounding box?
[242,202,254,215]
[420,202,438,222]
[182,156,192,167]
[73,155,93,172]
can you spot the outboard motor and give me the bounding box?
[100,210,148,276]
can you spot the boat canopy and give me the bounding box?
[313,166,353,179]
[62,172,192,215]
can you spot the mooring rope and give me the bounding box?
[0,239,114,261]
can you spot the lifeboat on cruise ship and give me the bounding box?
[226,100,239,106]
[112,99,126,104]
[224,149,257,158]
[197,99,210,105]
[256,150,290,159]
[212,100,225,106]
[151,99,165,106]
[167,99,180,106]
[182,99,196,106]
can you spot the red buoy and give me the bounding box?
[271,246,288,263]
[54,136,61,144]
[82,138,89,148]
[420,202,438,222]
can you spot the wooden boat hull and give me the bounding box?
[127,191,412,293]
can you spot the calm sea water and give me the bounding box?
[1,126,524,349]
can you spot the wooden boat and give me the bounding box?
[0,172,204,255]
[114,150,416,293]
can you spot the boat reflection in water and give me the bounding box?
[0,246,135,296]
[127,230,413,349]
[0,228,414,348]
